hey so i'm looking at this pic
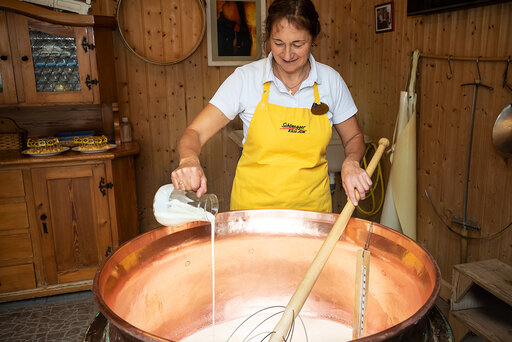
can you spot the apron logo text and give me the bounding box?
[281,122,307,134]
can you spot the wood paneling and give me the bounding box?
[92,0,512,281]
[410,4,512,281]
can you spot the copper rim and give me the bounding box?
[94,210,440,341]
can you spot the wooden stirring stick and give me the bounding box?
[269,138,390,342]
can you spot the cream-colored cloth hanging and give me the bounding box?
[380,50,419,240]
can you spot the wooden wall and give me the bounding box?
[91,0,512,281]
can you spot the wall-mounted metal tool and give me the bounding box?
[451,57,493,263]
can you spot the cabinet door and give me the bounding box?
[31,164,113,285]
[0,11,17,104]
[9,13,94,104]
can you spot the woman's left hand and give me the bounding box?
[341,158,372,206]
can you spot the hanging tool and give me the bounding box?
[267,138,389,342]
[446,55,454,80]
[503,57,512,91]
[451,57,493,263]
[352,222,373,339]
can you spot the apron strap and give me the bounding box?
[262,82,271,103]
[313,82,321,104]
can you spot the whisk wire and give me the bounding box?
[246,309,284,342]
[227,305,309,342]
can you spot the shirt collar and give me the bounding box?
[263,52,321,87]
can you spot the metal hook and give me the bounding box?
[475,56,482,81]
[446,55,453,80]
[503,57,512,91]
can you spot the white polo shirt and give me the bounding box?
[210,53,358,144]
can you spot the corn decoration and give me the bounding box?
[74,135,109,151]
[26,137,62,154]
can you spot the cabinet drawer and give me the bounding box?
[0,263,36,293]
[0,232,32,260]
[0,202,29,231]
[0,170,24,198]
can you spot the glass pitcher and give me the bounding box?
[169,188,219,215]
[153,184,218,227]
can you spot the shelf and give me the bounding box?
[450,259,512,342]
[451,304,512,342]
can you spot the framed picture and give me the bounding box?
[206,0,266,66]
[375,2,394,33]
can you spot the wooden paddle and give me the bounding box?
[269,138,390,342]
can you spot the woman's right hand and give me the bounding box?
[171,157,207,197]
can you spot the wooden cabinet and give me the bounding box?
[0,1,137,302]
[0,144,139,302]
[0,1,117,106]
[0,10,17,105]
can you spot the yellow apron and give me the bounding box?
[230,81,332,212]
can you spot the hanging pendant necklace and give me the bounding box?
[273,61,309,94]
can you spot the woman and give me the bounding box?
[171,0,371,211]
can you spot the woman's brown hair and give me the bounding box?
[264,0,321,48]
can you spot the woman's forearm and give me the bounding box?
[335,116,372,205]
[171,104,231,195]
[177,128,202,165]
[342,132,365,164]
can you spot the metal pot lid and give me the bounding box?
[493,104,512,154]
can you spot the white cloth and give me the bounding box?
[210,53,358,144]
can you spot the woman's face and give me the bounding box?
[270,18,312,75]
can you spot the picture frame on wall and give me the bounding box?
[375,2,394,33]
[206,0,266,66]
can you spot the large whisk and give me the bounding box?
[229,138,390,342]
[226,306,308,342]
